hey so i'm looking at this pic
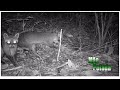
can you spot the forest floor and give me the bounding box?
[1,43,119,76]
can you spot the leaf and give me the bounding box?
[67,59,77,70]
[67,60,74,67]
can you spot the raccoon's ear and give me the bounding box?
[15,33,19,39]
[3,33,9,39]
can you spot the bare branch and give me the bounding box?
[57,29,63,61]
[103,13,114,41]
[95,12,101,46]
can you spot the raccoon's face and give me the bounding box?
[3,33,19,48]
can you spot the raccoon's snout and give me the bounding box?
[8,44,17,48]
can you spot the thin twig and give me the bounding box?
[56,62,68,69]
[2,66,23,72]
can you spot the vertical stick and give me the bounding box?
[57,29,63,61]
[23,20,24,31]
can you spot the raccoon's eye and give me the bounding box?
[13,40,17,44]
[6,40,10,44]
